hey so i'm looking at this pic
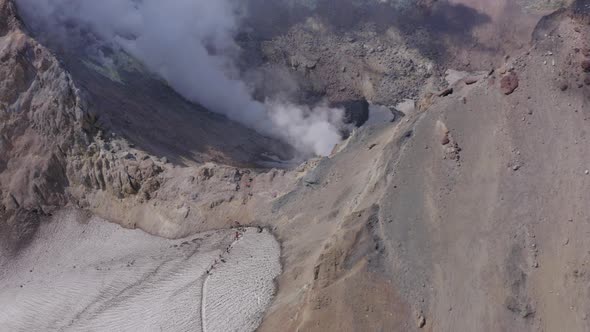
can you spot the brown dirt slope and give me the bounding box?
[257,3,590,331]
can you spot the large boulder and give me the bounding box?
[500,72,519,95]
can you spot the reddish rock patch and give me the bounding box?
[500,72,519,95]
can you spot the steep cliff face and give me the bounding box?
[0,0,294,250]
[0,0,90,250]
[0,0,164,248]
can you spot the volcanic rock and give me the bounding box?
[500,72,519,95]
[464,76,479,85]
[331,99,370,127]
[438,87,454,97]
[559,81,569,91]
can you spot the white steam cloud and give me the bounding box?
[15,0,343,156]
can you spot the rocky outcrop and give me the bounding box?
[0,0,90,250]
[0,0,289,249]
[0,0,315,253]
[500,72,519,95]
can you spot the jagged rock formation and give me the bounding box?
[0,0,88,250]
[0,0,294,250]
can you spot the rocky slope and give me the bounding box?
[1,0,590,331]
[0,0,88,251]
[239,0,562,107]
[257,2,590,330]
[0,0,295,251]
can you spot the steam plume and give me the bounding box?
[15,0,343,156]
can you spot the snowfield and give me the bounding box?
[0,210,281,332]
